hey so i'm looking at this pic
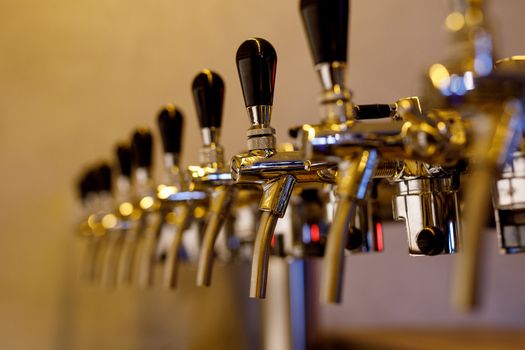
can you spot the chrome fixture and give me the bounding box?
[232,37,337,298]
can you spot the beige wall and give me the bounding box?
[2,0,525,349]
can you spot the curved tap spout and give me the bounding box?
[453,99,524,310]
[163,204,192,288]
[321,149,378,303]
[250,175,296,298]
[196,185,235,286]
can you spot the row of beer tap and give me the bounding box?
[75,0,525,311]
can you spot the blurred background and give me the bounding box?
[1,0,525,349]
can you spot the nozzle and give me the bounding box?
[196,186,234,287]
[250,175,296,298]
[321,150,378,303]
[163,205,192,289]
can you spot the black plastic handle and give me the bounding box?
[115,143,132,177]
[192,70,224,129]
[78,170,93,200]
[300,0,349,64]
[288,103,393,138]
[97,163,112,192]
[236,38,277,107]
[131,128,153,168]
[157,105,184,154]
[354,104,393,119]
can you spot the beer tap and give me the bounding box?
[421,0,525,310]
[296,0,468,303]
[78,163,115,282]
[77,167,100,281]
[231,37,337,298]
[100,143,136,288]
[191,70,238,287]
[492,56,525,254]
[158,105,208,289]
[118,128,161,286]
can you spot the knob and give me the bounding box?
[236,38,277,109]
[115,143,132,177]
[300,0,349,65]
[416,227,445,255]
[85,168,100,194]
[157,105,184,154]
[192,70,224,129]
[77,171,93,200]
[96,162,112,193]
[346,226,363,250]
[131,128,153,168]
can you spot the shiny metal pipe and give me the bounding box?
[452,168,492,310]
[452,100,523,310]
[117,225,140,285]
[320,199,356,303]
[82,236,103,282]
[250,210,279,298]
[320,150,378,303]
[163,205,192,289]
[137,214,162,288]
[196,186,234,286]
[100,230,123,288]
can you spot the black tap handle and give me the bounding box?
[115,143,132,177]
[131,128,153,168]
[300,0,349,64]
[354,104,394,119]
[236,38,277,107]
[192,70,224,129]
[85,168,100,193]
[157,105,184,154]
[97,163,112,192]
[77,171,92,200]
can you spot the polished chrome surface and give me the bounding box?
[199,144,225,168]
[393,177,461,255]
[315,62,354,124]
[315,62,346,91]
[162,204,192,288]
[231,150,337,185]
[250,210,279,298]
[248,105,272,127]
[201,126,221,146]
[494,151,525,253]
[196,185,235,286]
[321,150,378,303]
